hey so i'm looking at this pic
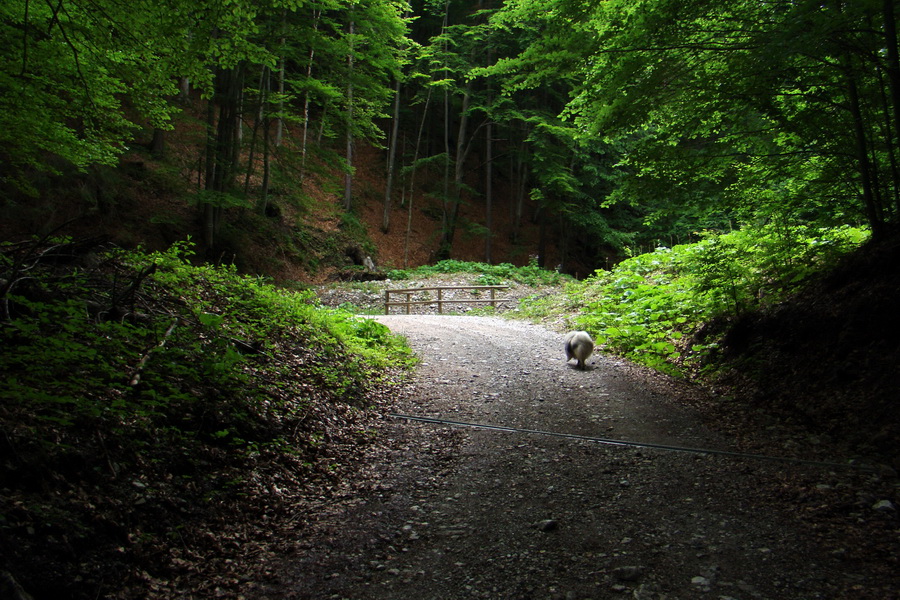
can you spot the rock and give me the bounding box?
[612,565,644,582]
[872,499,896,513]
[0,571,35,600]
[536,519,559,532]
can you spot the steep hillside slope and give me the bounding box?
[716,227,900,466]
[0,131,556,284]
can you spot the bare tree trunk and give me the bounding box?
[510,124,529,245]
[179,77,190,102]
[344,19,355,212]
[537,206,547,268]
[482,0,494,263]
[438,84,471,260]
[260,118,271,215]
[275,12,286,147]
[203,65,244,250]
[514,160,528,243]
[244,67,266,196]
[383,76,402,232]
[876,62,900,212]
[203,99,218,249]
[256,67,272,215]
[484,116,493,263]
[437,0,452,260]
[440,85,451,256]
[882,0,900,213]
[299,10,321,184]
[844,59,885,236]
[404,87,433,268]
[150,129,165,159]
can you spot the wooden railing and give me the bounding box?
[384,285,509,314]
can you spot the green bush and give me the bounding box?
[568,224,868,376]
[386,257,570,287]
[1,239,414,456]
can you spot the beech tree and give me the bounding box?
[0,0,187,191]
[489,0,900,238]
[1,0,409,248]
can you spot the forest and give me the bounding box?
[1,0,899,598]
[2,0,898,270]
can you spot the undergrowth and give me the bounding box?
[386,257,571,287]
[0,237,413,598]
[518,224,869,376]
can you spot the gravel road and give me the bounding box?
[278,315,898,600]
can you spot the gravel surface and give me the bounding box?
[274,314,898,600]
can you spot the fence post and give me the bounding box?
[438,288,443,314]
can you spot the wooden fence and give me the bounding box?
[384,285,509,314]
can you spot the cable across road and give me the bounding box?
[388,413,882,473]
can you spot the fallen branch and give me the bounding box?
[129,318,179,387]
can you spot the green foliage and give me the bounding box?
[386,258,571,287]
[682,224,870,316]
[565,224,868,376]
[0,237,424,597]
[0,240,413,459]
[487,0,899,242]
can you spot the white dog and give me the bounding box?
[564,331,594,370]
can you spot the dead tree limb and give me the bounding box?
[129,318,179,387]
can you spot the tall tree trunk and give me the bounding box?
[299,10,321,184]
[244,67,266,196]
[437,0,452,260]
[484,117,493,263]
[275,12,287,147]
[260,117,271,215]
[438,84,471,259]
[344,19,355,212]
[440,85,451,258]
[256,67,272,215]
[536,206,547,268]
[404,87,433,268]
[511,126,529,245]
[203,65,244,250]
[484,15,494,263]
[558,213,570,273]
[179,77,190,103]
[150,129,165,159]
[383,76,402,232]
[882,0,900,213]
[275,55,285,147]
[203,98,218,249]
[876,63,900,212]
[844,59,885,236]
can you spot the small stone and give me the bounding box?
[612,565,643,582]
[872,499,896,513]
[691,576,711,586]
[536,519,559,532]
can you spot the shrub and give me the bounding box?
[567,224,868,376]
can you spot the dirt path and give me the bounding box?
[277,315,897,600]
